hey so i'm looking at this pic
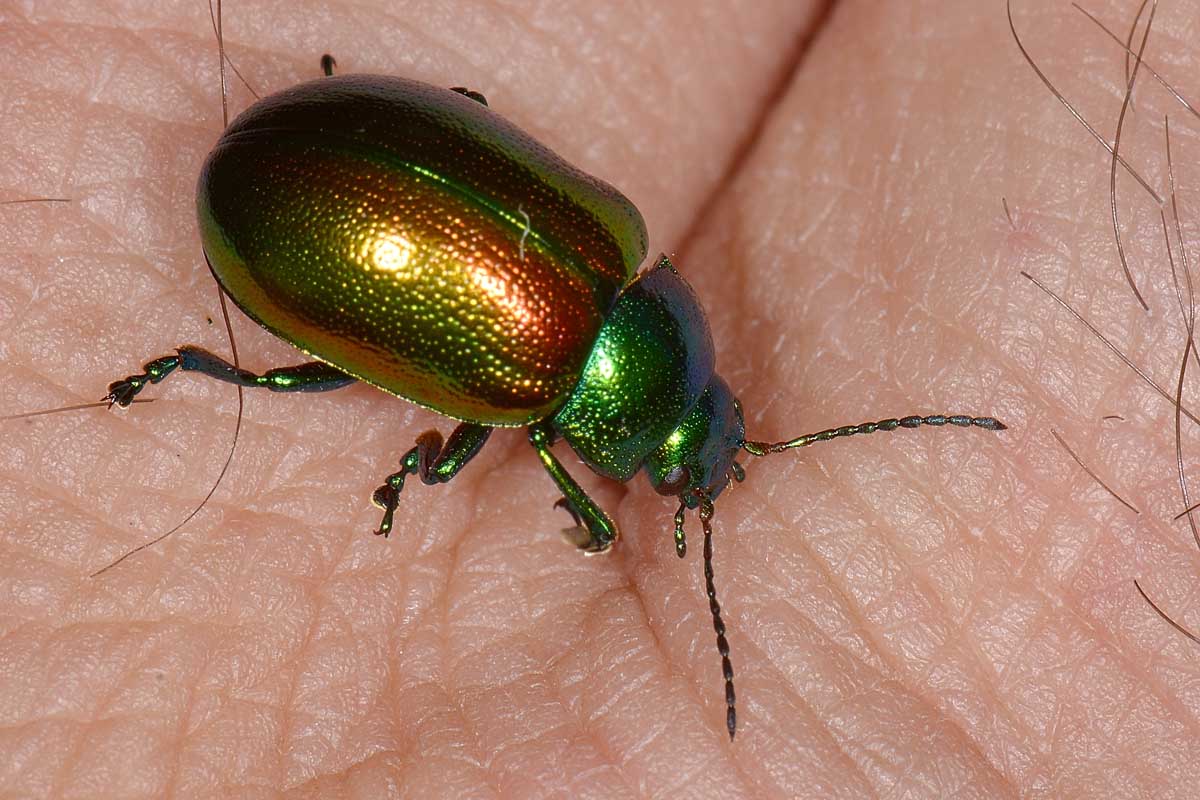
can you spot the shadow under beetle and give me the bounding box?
[101,58,1005,739]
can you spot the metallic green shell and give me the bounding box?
[553,258,716,480]
[197,74,648,426]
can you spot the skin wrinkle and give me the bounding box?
[827,680,954,798]
[439,526,510,794]
[272,565,348,782]
[539,686,636,800]
[1061,578,1200,737]
[159,639,206,800]
[746,504,925,790]
[617,567,761,797]
[38,37,206,140]
[909,603,1003,721]
[544,653,645,800]
[746,604,891,798]
[560,586,717,797]
[738,354,1016,789]
[1018,593,1172,758]
[76,627,200,796]
[309,544,417,767]
[673,8,832,263]
[14,458,133,563]
[487,689,576,792]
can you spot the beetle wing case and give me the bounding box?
[197,75,648,426]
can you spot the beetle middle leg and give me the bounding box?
[372,422,492,537]
[104,345,355,406]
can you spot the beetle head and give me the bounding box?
[644,374,744,505]
[643,372,744,739]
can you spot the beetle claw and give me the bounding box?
[103,379,140,408]
[372,484,399,538]
[552,496,583,527]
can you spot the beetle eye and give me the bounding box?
[656,465,691,496]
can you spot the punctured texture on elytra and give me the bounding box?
[198,75,648,426]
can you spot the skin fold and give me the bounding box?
[2,0,1200,797]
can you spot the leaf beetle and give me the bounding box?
[92,57,1005,739]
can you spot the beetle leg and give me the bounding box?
[449,87,489,106]
[528,422,619,554]
[103,346,355,407]
[372,422,492,537]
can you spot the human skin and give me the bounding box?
[3,0,1200,797]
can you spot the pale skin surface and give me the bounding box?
[3,0,1200,797]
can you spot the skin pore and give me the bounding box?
[3,0,1200,796]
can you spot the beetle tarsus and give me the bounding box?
[372,482,400,537]
[104,354,183,407]
[372,432,441,537]
[104,379,141,408]
[370,424,492,538]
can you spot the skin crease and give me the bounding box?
[5,0,1200,796]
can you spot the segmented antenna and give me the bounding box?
[698,493,736,740]
[742,414,1005,456]
[673,499,688,558]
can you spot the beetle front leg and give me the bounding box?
[372,422,492,537]
[528,421,618,553]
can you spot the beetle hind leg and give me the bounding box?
[372,422,492,537]
[103,345,355,406]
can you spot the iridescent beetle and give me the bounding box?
[101,62,1004,738]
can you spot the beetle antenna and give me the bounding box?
[697,492,737,740]
[673,499,688,558]
[742,413,1005,456]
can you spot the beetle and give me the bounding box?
[94,58,1005,739]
